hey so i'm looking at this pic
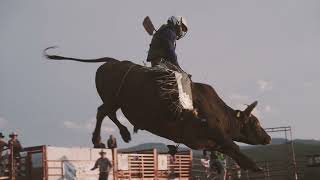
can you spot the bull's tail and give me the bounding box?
[44,46,118,63]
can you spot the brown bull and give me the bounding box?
[44,48,271,171]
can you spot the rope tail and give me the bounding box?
[43,46,118,63]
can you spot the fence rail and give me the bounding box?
[2,146,193,180]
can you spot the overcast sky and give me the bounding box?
[1,0,319,148]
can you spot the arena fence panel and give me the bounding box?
[2,146,192,180]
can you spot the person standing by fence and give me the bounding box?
[200,151,211,178]
[7,132,23,177]
[0,133,8,176]
[0,133,7,157]
[8,132,23,158]
[91,150,112,180]
[211,151,227,180]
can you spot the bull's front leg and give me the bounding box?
[218,141,262,172]
[203,125,240,152]
[203,127,261,171]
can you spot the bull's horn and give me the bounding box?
[244,101,258,115]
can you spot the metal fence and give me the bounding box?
[0,146,28,180]
[192,126,299,180]
[2,146,193,180]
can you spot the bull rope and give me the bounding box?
[151,66,184,118]
[116,64,137,97]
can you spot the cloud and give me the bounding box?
[228,93,253,110]
[0,117,8,127]
[251,108,262,119]
[257,80,273,92]
[63,120,88,130]
[229,93,250,102]
[303,81,314,88]
[264,105,272,112]
[228,93,264,118]
[63,118,116,133]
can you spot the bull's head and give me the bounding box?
[235,101,271,145]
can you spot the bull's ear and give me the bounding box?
[244,101,258,116]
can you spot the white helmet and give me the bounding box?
[167,16,188,40]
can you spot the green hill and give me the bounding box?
[123,139,320,179]
[119,142,189,153]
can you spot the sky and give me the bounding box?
[1,0,320,148]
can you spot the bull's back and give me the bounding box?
[95,60,158,108]
[95,60,136,102]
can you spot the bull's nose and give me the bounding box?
[264,136,272,144]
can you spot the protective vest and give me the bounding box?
[147,24,178,66]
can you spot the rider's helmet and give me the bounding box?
[167,16,188,40]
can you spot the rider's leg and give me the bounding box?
[151,58,161,67]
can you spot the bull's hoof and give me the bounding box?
[120,127,131,143]
[93,143,106,149]
[92,134,101,145]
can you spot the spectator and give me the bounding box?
[0,132,8,175]
[91,150,112,180]
[200,151,210,168]
[210,151,226,180]
[234,164,241,180]
[107,135,117,149]
[0,133,7,157]
[200,151,211,178]
[8,132,23,159]
[168,155,178,179]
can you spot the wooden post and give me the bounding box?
[129,154,131,180]
[60,161,64,178]
[112,148,118,180]
[153,148,158,180]
[141,155,144,179]
[10,145,15,180]
[42,146,47,180]
[27,152,32,180]
[189,150,193,178]
[179,155,182,180]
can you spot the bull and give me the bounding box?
[44,47,271,171]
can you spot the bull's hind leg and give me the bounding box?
[92,104,109,147]
[92,104,131,147]
[108,112,131,143]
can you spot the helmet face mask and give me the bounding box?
[176,25,186,40]
[168,16,188,40]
